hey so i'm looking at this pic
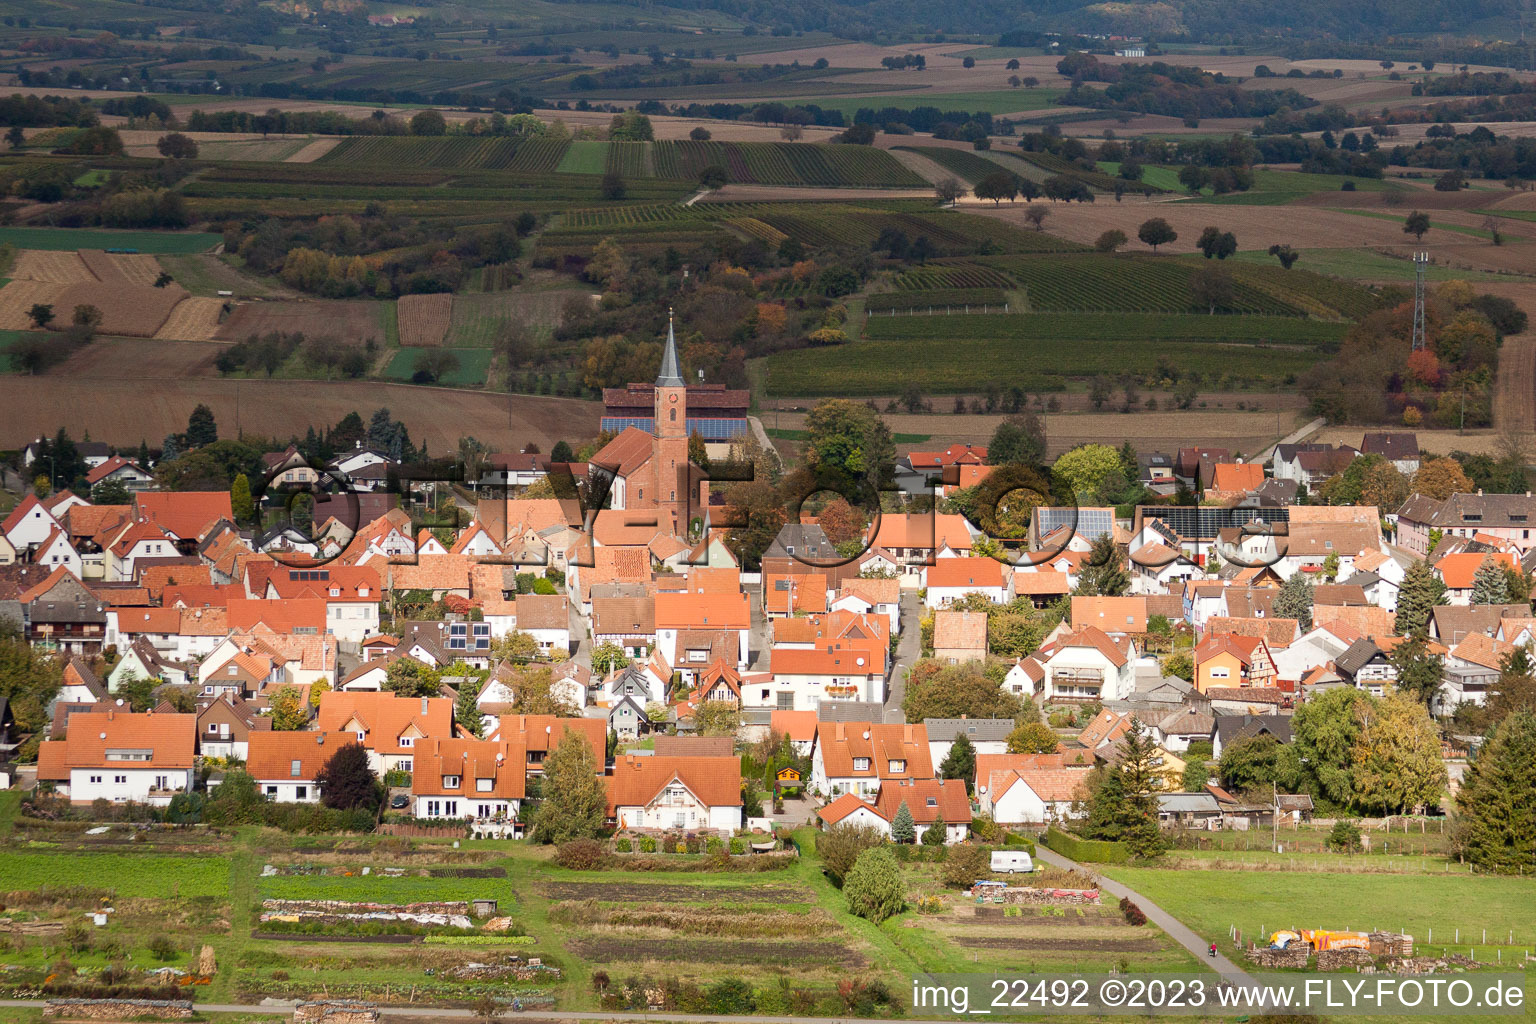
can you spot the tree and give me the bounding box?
[1023,203,1049,231]
[1218,734,1285,791]
[1073,534,1129,598]
[939,734,976,790]
[27,303,53,329]
[1412,457,1473,500]
[1390,632,1444,705]
[1196,227,1237,259]
[268,685,309,730]
[1470,555,1510,605]
[922,819,946,845]
[935,177,965,204]
[974,171,1019,205]
[315,742,380,810]
[156,132,198,159]
[1007,721,1058,754]
[550,440,574,463]
[698,164,729,189]
[987,412,1046,466]
[1095,229,1127,252]
[409,109,447,136]
[941,843,988,889]
[1489,647,1536,723]
[689,126,712,141]
[1085,720,1166,858]
[599,172,626,200]
[693,701,741,737]
[1327,819,1362,853]
[818,824,886,885]
[1137,217,1176,251]
[1053,443,1120,503]
[1181,761,1209,792]
[1403,210,1431,241]
[890,800,916,843]
[385,658,438,699]
[1178,164,1208,193]
[962,56,976,68]
[1088,375,1112,410]
[803,398,893,491]
[1350,691,1446,815]
[1268,243,1300,269]
[534,732,607,843]
[5,125,23,149]
[1395,559,1447,636]
[843,847,905,923]
[185,404,218,448]
[229,473,255,525]
[72,304,102,330]
[591,640,630,674]
[1273,572,1315,629]
[91,479,130,505]
[1453,710,1536,871]
[902,661,1032,722]
[1190,265,1234,314]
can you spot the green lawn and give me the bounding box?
[0,851,231,898]
[803,88,1064,117]
[383,346,492,387]
[556,139,610,174]
[1340,208,1495,239]
[0,227,222,253]
[1100,867,1536,955]
[1229,247,1529,282]
[1096,162,1187,193]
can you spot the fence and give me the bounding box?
[866,304,1010,317]
[376,823,465,839]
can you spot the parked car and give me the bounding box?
[390,794,409,809]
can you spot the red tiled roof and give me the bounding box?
[814,722,932,779]
[1210,463,1265,494]
[38,709,195,775]
[1436,551,1518,590]
[132,492,234,541]
[226,597,328,634]
[316,691,453,754]
[654,591,749,630]
[411,737,527,799]
[927,557,1003,590]
[874,777,971,824]
[605,754,742,814]
[247,730,349,781]
[817,792,887,825]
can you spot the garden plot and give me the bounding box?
[397,293,453,347]
[539,881,813,902]
[567,936,865,968]
[10,249,95,283]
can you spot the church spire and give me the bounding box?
[655,308,685,387]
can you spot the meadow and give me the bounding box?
[384,347,493,387]
[0,227,221,253]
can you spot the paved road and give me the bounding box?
[884,590,923,715]
[1031,845,1253,983]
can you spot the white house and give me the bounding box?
[247,730,345,803]
[924,556,1007,609]
[411,737,525,821]
[36,709,195,806]
[975,754,1090,825]
[606,754,743,833]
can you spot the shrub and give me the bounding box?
[1121,899,1147,926]
[148,934,177,961]
[708,977,756,1014]
[941,844,989,890]
[843,847,906,923]
[729,837,745,854]
[921,821,946,846]
[64,920,92,953]
[1042,827,1128,864]
[1327,819,1362,853]
[554,839,611,870]
[706,837,723,854]
[615,837,632,853]
[639,836,657,853]
[970,813,1001,842]
[817,823,886,886]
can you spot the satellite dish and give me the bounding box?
[545,725,553,735]
[862,730,870,740]
[99,732,107,740]
[978,785,988,795]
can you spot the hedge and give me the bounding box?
[1001,833,1037,854]
[1042,827,1130,864]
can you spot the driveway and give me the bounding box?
[1033,844,1254,983]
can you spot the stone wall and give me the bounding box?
[43,998,195,1020]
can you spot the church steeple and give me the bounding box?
[656,309,685,387]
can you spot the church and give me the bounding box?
[588,315,713,539]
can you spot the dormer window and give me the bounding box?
[399,736,413,748]
[852,757,870,771]
[889,759,906,774]
[443,774,461,788]
[476,778,494,792]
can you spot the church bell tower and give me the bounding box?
[653,310,690,535]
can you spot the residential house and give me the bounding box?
[132,492,236,551]
[1174,447,1230,489]
[1361,432,1421,475]
[606,754,743,833]
[1435,551,1518,605]
[1271,444,1358,491]
[832,576,902,633]
[1398,492,1536,556]
[1193,633,1277,693]
[770,709,818,755]
[411,737,526,821]
[315,691,454,774]
[932,610,987,664]
[1031,626,1142,703]
[264,565,381,643]
[515,594,571,657]
[2,494,65,556]
[246,730,343,802]
[592,596,656,659]
[487,714,607,776]
[817,792,894,834]
[810,722,932,800]
[925,557,1006,608]
[867,514,974,584]
[1210,713,1293,759]
[57,656,108,704]
[654,592,750,680]
[974,752,1090,824]
[1138,452,1177,496]
[873,778,972,843]
[1206,462,1266,501]
[1072,596,1148,634]
[195,694,270,760]
[593,695,650,739]
[925,718,1012,767]
[37,709,195,805]
[24,570,107,654]
[764,573,829,617]
[85,456,153,493]
[1011,570,1073,608]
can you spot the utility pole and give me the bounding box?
[1410,251,1429,352]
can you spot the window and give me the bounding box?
[296,786,308,800]
[426,800,441,817]
[852,757,870,771]
[926,797,937,807]
[290,759,302,778]
[1210,667,1230,679]
[889,759,906,774]
[444,800,458,816]
[398,759,412,772]
[477,778,493,792]
[113,775,126,784]
[400,735,414,748]
[670,408,677,422]
[443,774,461,788]
[266,785,278,796]
[356,730,365,742]
[477,803,496,818]
[777,692,795,710]
[89,774,102,784]
[207,723,219,734]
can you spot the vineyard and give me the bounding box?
[606,141,653,178]
[317,136,526,170]
[866,288,1011,312]
[865,312,1347,346]
[1013,151,1137,192]
[649,141,926,187]
[894,146,1014,185]
[895,262,1016,290]
[982,254,1297,315]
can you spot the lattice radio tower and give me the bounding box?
[1410,251,1429,351]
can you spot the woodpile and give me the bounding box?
[292,1000,379,1023]
[1316,947,1377,971]
[1368,931,1415,957]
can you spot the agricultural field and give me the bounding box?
[893,146,1017,186]
[316,136,529,170]
[10,249,95,284]
[800,89,1065,117]
[0,281,71,330]
[766,313,1344,395]
[651,141,927,187]
[384,346,492,387]
[80,250,163,287]
[1229,246,1533,282]
[156,254,291,298]
[894,262,1017,289]
[866,288,1011,311]
[217,300,390,347]
[446,288,587,348]
[154,297,228,341]
[0,228,220,253]
[397,293,454,348]
[556,140,610,175]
